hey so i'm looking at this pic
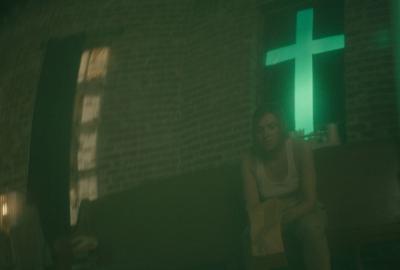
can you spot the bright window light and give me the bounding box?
[77,132,97,171]
[78,176,98,201]
[81,95,101,124]
[77,47,109,83]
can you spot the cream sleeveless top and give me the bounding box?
[254,139,300,200]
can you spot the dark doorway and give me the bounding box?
[27,34,84,245]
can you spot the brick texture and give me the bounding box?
[345,0,398,142]
[0,0,398,197]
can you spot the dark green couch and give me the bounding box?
[79,164,246,270]
[78,140,399,269]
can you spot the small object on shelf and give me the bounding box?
[292,123,340,149]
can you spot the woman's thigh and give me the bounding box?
[291,205,328,242]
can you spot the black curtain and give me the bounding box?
[27,34,84,245]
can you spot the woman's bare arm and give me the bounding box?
[241,153,261,213]
[282,140,317,223]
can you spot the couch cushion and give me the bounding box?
[88,164,246,269]
[314,140,400,231]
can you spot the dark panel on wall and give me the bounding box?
[27,34,84,244]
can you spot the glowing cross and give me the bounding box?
[266,8,345,134]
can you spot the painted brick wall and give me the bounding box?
[180,2,256,172]
[0,0,398,197]
[345,0,398,142]
[96,1,257,194]
[0,0,257,196]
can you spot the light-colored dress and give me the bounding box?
[254,139,300,200]
[250,139,301,256]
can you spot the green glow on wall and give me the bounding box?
[266,8,345,134]
[393,0,400,127]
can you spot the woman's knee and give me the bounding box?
[295,211,327,241]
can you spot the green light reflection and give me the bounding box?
[266,8,345,134]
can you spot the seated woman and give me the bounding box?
[241,105,331,270]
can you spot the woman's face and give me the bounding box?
[256,113,283,152]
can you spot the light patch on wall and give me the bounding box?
[70,187,79,225]
[81,95,101,123]
[77,132,97,171]
[0,192,17,231]
[71,46,109,225]
[77,50,90,83]
[70,176,98,225]
[78,176,98,201]
[77,47,110,83]
[1,196,7,217]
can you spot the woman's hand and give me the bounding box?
[281,201,314,224]
[280,140,317,225]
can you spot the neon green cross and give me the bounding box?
[266,8,345,134]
